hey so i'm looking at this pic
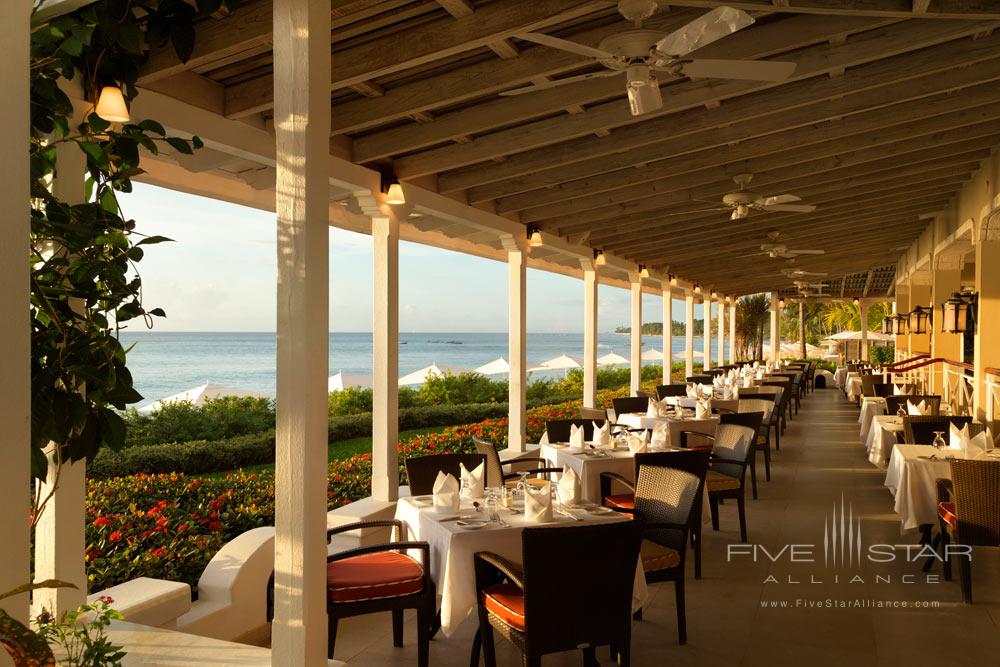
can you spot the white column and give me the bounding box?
[272,0,330,661]
[0,0,30,626]
[371,213,399,502]
[508,245,527,451]
[859,301,870,362]
[630,276,642,395]
[582,265,598,408]
[662,288,672,384]
[728,301,737,363]
[974,211,1000,421]
[770,295,780,365]
[33,90,87,615]
[702,297,712,371]
[717,295,726,367]
[684,292,695,378]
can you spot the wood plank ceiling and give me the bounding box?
[138,0,1000,298]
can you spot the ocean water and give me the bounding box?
[120,331,706,407]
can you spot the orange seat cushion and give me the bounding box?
[706,470,741,492]
[482,583,525,631]
[640,540,681,572]
[938,501,957,530]
[604,493,635,510]
[327,551,424,603]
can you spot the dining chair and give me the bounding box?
[881,383,916,398]
[471,436,559,489]
[685,421,760,543]
[579,406,608,421]
[760,382,790,435]
[686,375,713,385]
[860,375,886,399]
[470,521,643,667]
[612,396,651,419]
[404,454,487,496]
[770,372,802,415]
[655,384,687,399]
[267,519,435,663]
[902,416,978,445]
[734,401,774,499]
[629,449,710,644]
[545,418,608,443]
[935,459,1000,602]
[884,395,942,417]
[738,390,782,452]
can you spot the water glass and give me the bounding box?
[932,431,946,449]
[484,488,501,523]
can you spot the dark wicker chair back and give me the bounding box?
[902,416,978,445]
[472,436,506,489]
[861,375,886,398]
[611,396,650,416]
[634,450,710,555]
[655,384,687,399]
[885,383,917,397]
[545,418,608,443]
[579,406,608,421]
[686,375,713,385]
[884,395,942,417]
[949,458,1000,547]
[520,522,643,655]
[404,453,486,495]
[710,422,759,481]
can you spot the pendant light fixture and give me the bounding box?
[527,226,543,247]
[95,85,130,123]
[892,313,908,336]
[594,249,606,267]
[638,264,650,279]
[942,292,972,334]
[908,305,931,335]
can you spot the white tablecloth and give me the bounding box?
[615,413,719,446]
[540,445,636,503]
[845,373,863,401]
[394,496,648,636]
[834,367,848,389]
[884,444,953,531]
[858,397,887,440]
[866,414,904,469]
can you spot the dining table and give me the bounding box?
[866,413,904,469]
[614,412,720,446]
[844,372,864,401]
[834,367,848,389]
[394,495,648,637]
[858,396,887,440]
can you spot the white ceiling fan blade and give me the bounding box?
[654,6,755,57]
[758,194,801,206]
[788,249,826,255]
[499,70,620,96]
[682,58,797,81]
[762,204,816,213]
[516,32,615,59]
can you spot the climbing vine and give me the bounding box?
[29,0,236,510]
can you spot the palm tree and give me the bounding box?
[821,301,891,331]
[735,294,770,360]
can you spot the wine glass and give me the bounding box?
[932,431,946,449]
[515,471,530,501]
[897,404,907,417]
[484,487,501,524]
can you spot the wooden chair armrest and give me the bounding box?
[327,519,402,541]
[474,551,525,595]
[327,541,430,568]
[680,431,716,448]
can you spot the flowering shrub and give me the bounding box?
[86,388,630,592]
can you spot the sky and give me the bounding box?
[119,183,707,333]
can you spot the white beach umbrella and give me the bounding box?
[671,350,704,361]
[398,363,468,386]
[328,371,373,391]
[821,330,895,343]
[597,352,630,367]
[537,354,583,370]
[140,383,271,413]
[640,348,664,362]
[474,357,511,375]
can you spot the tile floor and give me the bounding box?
[331,388,1000,666]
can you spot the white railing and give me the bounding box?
[942,366,976,417]
[987,374,1000,447]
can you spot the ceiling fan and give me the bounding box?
[782,268,828,279]
[743,231,825,259]
[690,173,818,221]
[500,2,797,116]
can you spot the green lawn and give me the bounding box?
[201,426,445,479]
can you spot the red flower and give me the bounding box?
[208,520,223,531]
[93,517,111,528]
[151,547,166,558]
[108,531,122,542]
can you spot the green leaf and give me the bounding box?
[138,119,166,135]
[148,307,166,317]
[170,19,197,63]
[135,235,174,246]
[165,136,194,155]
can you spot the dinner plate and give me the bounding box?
[585,506,615,515]
[456,520,489,529]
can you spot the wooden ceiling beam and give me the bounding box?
[329,9,702,135]
[400,18,996,179]
[557,145,988,239]
[654,1,1000,20]
[354,13,881,162]
[486,41,1000,210]
[224,0,610,118]
[529,99,1000,230]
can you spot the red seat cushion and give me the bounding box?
[482,583,525,631]
[327,551,424,603]
[604,493,635,510]
[938,501,957,530]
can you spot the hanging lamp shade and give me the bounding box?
[881,315,894,335]
[892,313,908,336]
[942,292,970,334]
[95,86,129,123]
[385,182,405,205]
[908,305,930,335]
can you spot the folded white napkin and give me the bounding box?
[700,384,714,399]
[686,383,699,398]
[893,384,909,396]
[907,400,929,416]
[743,376,753,389]
[538,430,549,445]
[695,398,711,420]
[755,368,765,380]
[433,471,461,514]
[949,423,989,457]
[651,422,669,448]
[628,430,649,454]
[592,421,611,447]
[524,481,553,523]
[568,423,585,447]
[713,375,723,388]
[460,461,485,500]
[556,466,581,506]
[646,399,660,418]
